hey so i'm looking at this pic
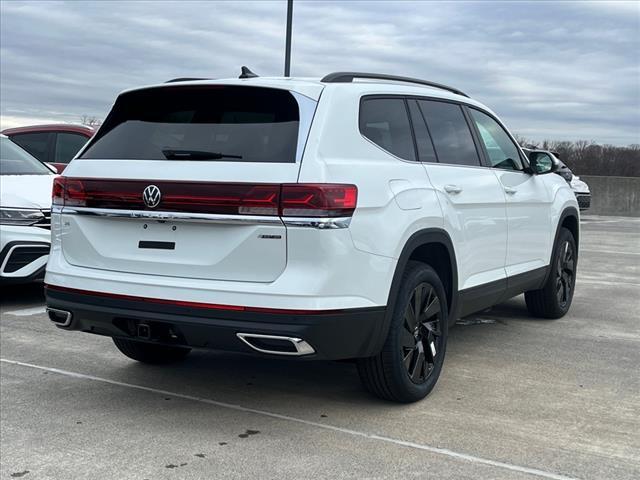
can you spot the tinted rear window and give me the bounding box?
[80,86,300,163]
[10,132,51,162]
[417,100,481,167]
[359,98,415,161]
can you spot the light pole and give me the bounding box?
[284,0,293,76]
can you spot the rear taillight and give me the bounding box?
[52,179,357,218]
[280,184,357,217]
[52,177,65,205]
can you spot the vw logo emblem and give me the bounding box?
[142,185,162,209]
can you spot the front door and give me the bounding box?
[467,107,552,277]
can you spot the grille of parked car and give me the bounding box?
[576,194,591,210]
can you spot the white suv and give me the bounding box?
[45,71,579,402]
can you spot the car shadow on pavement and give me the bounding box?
[96,296,546,408]
[0,283,45,310]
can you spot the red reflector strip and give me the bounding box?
[44,284,346,315]
[53,178,281,215]
[52,178,357,218]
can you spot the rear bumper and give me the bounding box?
[45,286,387,360]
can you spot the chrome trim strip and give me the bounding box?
[46,307,73,327]
[282,217,351,229]
[59,207,351,229]
[60,207,283,226]
[236,333,315,356]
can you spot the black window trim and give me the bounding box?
[358,93,531,172]
[407,98,441,164]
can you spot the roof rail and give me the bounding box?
[321,72,469,98]
[165,77,210,83]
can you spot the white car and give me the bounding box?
[45,71,579,402]
[0,134,54,284]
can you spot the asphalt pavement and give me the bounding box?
[1,215,639,480]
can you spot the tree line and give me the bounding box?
[514,136,640,177]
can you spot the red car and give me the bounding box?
[1,124,96,173]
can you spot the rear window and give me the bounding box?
[80,86,301,163]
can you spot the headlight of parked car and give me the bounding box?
[0,208,45,226]
[557,170,573,182]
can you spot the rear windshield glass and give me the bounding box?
[80,86,300,163]
[1,137,51,175]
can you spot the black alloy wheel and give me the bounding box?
[401,282,443,384]
[556,240,575,308]
[357,262,449,402]
[525,227,577,319]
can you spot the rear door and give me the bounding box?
[59,85,317,283]
[413,99,508,291]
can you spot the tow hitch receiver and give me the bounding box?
[137,323,151,340]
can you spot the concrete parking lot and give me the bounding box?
[1,215,638,480]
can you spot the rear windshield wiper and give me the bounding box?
[162,149,243,160]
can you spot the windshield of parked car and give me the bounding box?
[80,86,301,163]
[0,136,52,175]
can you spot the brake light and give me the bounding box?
[52,179,357,218]
[280,184,357,217]
[52,177,65,205]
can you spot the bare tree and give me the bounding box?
[80,115,102,127]
[513,135,639,177]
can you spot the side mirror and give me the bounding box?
[528,152,555,175]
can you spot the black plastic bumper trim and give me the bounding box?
[45,287,387,361]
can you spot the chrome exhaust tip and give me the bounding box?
[46,307,72,327]
[236,333,315,356]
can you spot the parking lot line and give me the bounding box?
[577,278,640,287]
[580,249,640,256]
[0,357,580,480]
[3,306,46,316]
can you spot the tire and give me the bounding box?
[357,261,448,403]
[525,227,577,319]
[112,337,191,364]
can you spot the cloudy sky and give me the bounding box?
[1,0,638,145]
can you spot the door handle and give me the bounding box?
[444,184,463,194]
[504,186,517,195]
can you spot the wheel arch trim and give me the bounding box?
[543,207,579,286]
[370,228,459,356]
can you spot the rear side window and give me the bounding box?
[10,132,51,163]
[469,109,524,171]
[81,86,301,163]
[55,132,89,164]
[417,100,481,167]
[359,98,415,161]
